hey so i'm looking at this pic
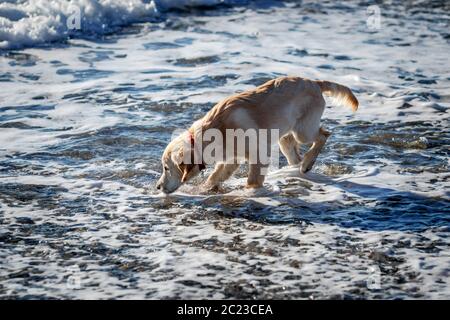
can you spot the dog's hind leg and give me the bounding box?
[279,133,301,165]
[205,163,239,189]
[300,127,331,173]
[246,163,268,189]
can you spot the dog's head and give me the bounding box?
[156,132,205,194]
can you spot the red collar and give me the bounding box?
[188,131,195,147]
[188,131,206,171]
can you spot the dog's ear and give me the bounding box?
[181,163,195,183]
[179,140,197,183]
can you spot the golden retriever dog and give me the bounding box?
[156,76,358,194]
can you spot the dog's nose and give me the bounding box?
[156,183,161,190]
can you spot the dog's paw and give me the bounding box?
[245,183,264,189]
[300,162,313,174]
[207,185,220,193]
[200,183,220,194]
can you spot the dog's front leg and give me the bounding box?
[279,133,302,165]
[246,163,268,189]
[204,163,239,190]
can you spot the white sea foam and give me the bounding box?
[0,0,242,50]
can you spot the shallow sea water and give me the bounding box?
[0,1,449,299]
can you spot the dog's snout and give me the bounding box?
[156,182,161,190]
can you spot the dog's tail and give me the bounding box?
[315,80,358,112]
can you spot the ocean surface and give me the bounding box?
[0,0,449,299]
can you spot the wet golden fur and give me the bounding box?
[157,76,358,193]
